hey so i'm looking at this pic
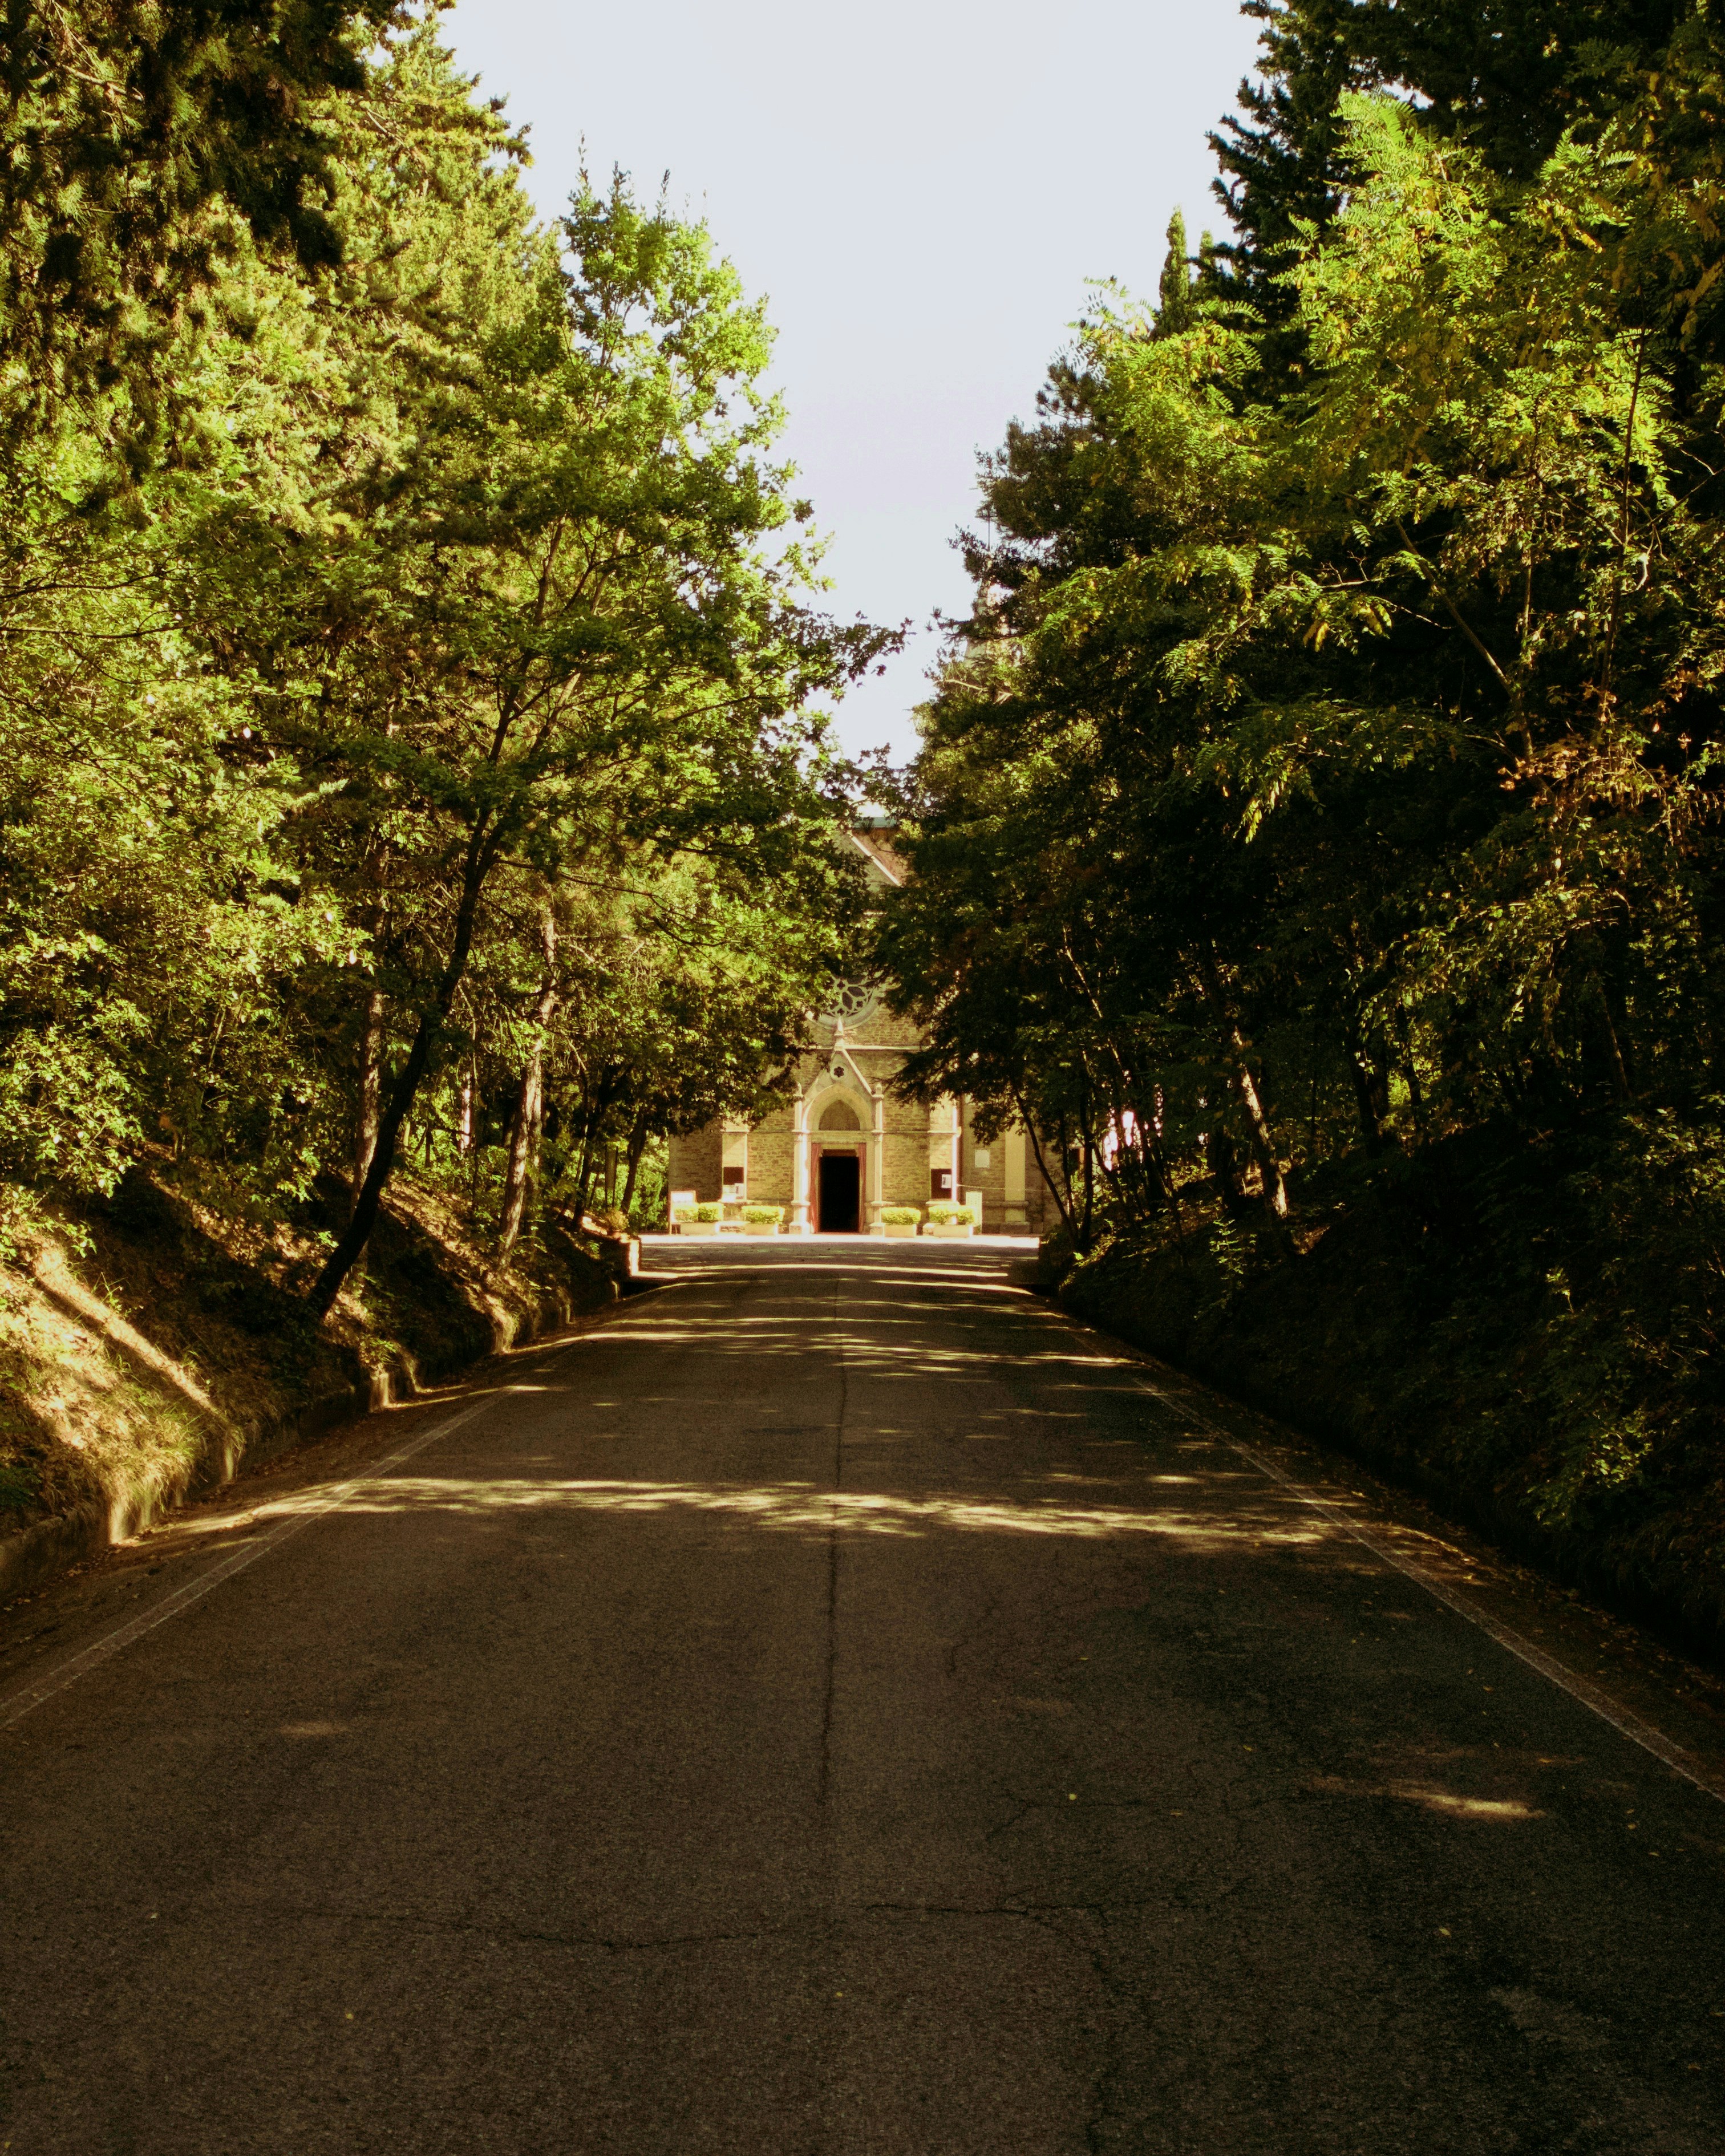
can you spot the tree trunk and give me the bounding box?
[1195,947,1291,1233]
[497,1065,539,1252]
[309,829,493,1322]
[499,909,558,1253]
[568,1081,618,1225]
[1079,1088,1096,1251]
[1011,1084,1079,1241]
[1596,982,1633,1101]
[1369,1027,1394,1130]
[1229,1047,1289,1221]
[620,1113,649,1215]
[1343,1008,1384,1156]
[352,984,385,1217]
[1395,1006,1424,1121]
[1150,1133,1191,1253]
[350,839,389,1217]
[1205,1126,1250,1215]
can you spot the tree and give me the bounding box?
[254,140,880,1315]
[1207,0,1683,318]
[1208,0,1362,318]
[1155,209,1196,338]
[882,0,1725,1563]
[0,18,887,1307]
[0,0,406,444]
[885,91,1724,1268]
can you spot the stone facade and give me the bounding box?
[666,830,1062,1236]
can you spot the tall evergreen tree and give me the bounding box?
[0,0,402,422]
[1208,0,1361,317]
[1154,208,1196,337]
[1209,0,1684,315]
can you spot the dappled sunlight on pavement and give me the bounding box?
[278,1472,1333,1549]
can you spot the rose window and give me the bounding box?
[825,976,880,1027]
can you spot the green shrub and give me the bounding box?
[741,1205,783,1225]
[674,1203,723,1224]
[0,1460,40,1513]
[880,1206,920,1225]
[926,1203,975,1226]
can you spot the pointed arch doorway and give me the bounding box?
[813,1093,865,1234]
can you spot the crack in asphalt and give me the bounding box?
[203,1895,1165,1962]
[817,1270,846,1812]
[206,1903,827,1955]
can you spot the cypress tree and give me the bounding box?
[1154,209,1195,338]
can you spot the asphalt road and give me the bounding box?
[2,1239,1723,2154]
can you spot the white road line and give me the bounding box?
[1125,1365,1725,1805]
[0,1393,498,1734]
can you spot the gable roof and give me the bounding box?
[846,825,905,887]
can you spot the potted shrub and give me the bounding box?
[922,1202,976,1239]
[674,1202,723,1239]
[740,1205,784,1237]
[880,1206,920,1240]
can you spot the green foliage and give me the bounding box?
[881,0,1725,1626]
[879,1206,921,1224]
[0,15,882,1318]
[1064,1106,1725,1645]
[925,1202,974,1226]
[740,1205,783,1224]
[0,0,402,436]
[1208,0,1681,318]
[1154,210,1196,339]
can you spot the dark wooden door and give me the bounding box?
[817,1152,861,1233]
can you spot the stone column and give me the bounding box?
[866,1080,886,1233]
[926,1097,948,1203]
[789,1087,812,1235]
[720,1117,749,1214]
[1005,1124,1028,1227]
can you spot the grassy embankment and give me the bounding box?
[1050,1116,1725,1663]
[0,1164,622,1593]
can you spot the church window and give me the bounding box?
[821,977,880,1027]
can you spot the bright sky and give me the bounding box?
[446,1,1265,768]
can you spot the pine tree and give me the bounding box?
[1207,0,1360,319]
[1207,0,1682,323]
[1207,0,1683,318]
[1355,0,1680,177]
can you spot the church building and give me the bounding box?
[666,826,1060,1235]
